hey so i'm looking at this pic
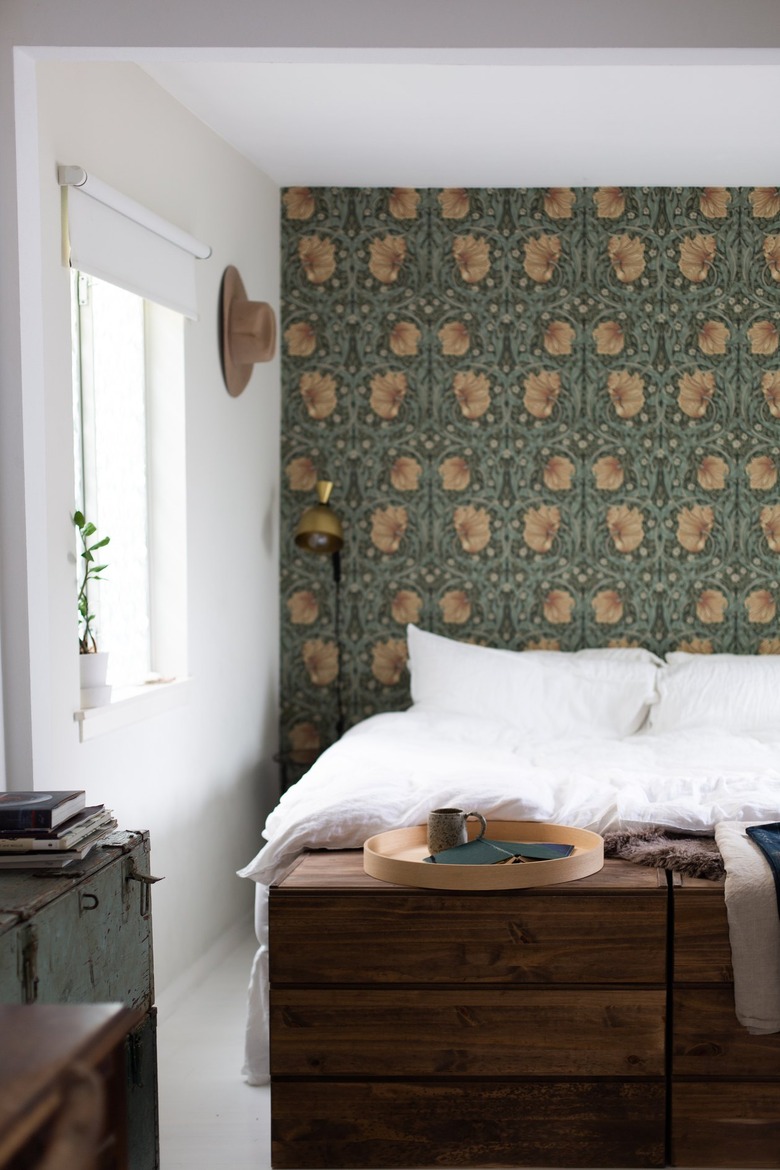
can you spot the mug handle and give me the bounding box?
[466,811,487,840]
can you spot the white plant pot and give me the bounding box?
[79,652,111,707]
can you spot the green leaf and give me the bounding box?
[82,523,96,538]
[73,510,85,528]
[88,536,109,551]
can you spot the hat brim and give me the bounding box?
[220,265,278,397]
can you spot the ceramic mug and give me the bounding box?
[427,807,488,855]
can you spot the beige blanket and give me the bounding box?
[714,821,780,1034]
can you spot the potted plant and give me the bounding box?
[74,510,111,706]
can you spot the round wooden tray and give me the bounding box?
[363,820,604,890]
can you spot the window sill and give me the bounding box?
[74,678,190,742]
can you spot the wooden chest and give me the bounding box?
[269,851,668,1169]
[0,831,159,1170]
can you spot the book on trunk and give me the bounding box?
[0,791,85,830]
[0,807,113,852]
[0,825,116,868]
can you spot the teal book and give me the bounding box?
[483,838,575,861]
[425,838,575,865]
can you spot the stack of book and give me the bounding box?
[0,791,117,869]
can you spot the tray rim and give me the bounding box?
[363,819,604,890]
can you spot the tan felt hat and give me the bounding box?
[219,265,276,396]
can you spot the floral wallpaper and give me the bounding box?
[280,186,780,752]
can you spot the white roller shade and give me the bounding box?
[60,166,211,320]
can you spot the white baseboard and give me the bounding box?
[155,912,255,1022]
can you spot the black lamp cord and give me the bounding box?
[332,550,345,738]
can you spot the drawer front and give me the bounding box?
[270,893,667,985]
[672,1082,780,1168]
[673,895,732,983]
[673,988,780,1078]
[270,988,666,1078]
[271,1079,666,1169]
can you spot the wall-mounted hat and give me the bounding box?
[219,264,276,397]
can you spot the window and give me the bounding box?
[71,270,188,693]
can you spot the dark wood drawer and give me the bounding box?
[672,876,732,983]
[672,1081,780,1168]
[271,987,666,1077]
[271,1079,666,1169]
[673,987,780,1078]
[270,891,667,985]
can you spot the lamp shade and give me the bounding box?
[294,481,344,554]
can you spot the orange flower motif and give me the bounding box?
[543,320,576,356]
[454,505,491,553]
[369,235,407,283]
[608,234,646,283]
[523,505,561,553]
[544,188,575,218]
[677,638,713,654]
[438,321,470,355]
[593,320,625,355]
[759,638,780,654]
[762,371,780,416]
[606,505,644,553]
[749,320,779,355]
[439,457,470,491]
[594,188,625,218]
[543,456,575,491]
[289,722,321,752]
[763,235,780,281]
[389,188,420,219]
[283,187,315,220]
[746,590,776,624]
[751,188,780,218]
[285,457,317,492]
[389,321,421,356]
[678,371,715,418]
[284,321,317,356]
[544,590,575,624]
[679,234,716,282]
[524,234,562,283]
[371,639,408,686]
[438,189,469,219]
[677,505,715,553]
[300,372,337,419]
[371,506,408,554]
[390,457,422,491]
[697,456,728,491]
[439,590,471,624]
[592,455,624,491]
[747,456,778,490]
[526,637,561,651]
[698,320,729,355]
[700,188,730,218]
[302,639,339,686]
[287,591,319,625]
[592,590,623,624]
[524,370,562,419]
[607,371,645,419]
[370,372,408,420]
[760,504,780,552]
[453,372,491,419]
[298,236,336,284]
[452,235,491,283]
[391,590,423,624]
[696,590,727,624]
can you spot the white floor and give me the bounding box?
[157,931,270,1169]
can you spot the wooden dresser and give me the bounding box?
[269,851,668,1169]
[0,831,159,1170]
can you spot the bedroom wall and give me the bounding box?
[32,62,280,994]
[281,186,780,749]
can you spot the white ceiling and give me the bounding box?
[144,53,780,187]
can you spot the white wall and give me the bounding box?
[32,61,280,993]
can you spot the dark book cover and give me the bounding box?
[0,791,86,830]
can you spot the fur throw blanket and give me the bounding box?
[603,827,725,880]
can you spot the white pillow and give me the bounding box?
[650,652,780,734]
[406,626,660,740]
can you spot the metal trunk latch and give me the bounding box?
[126,861,164,916]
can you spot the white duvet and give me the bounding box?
[237,707,780,1083]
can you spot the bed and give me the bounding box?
[238,627,780,1167]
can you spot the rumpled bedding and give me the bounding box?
[237,708,780,1083]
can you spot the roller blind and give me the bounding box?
[60,166,211,320]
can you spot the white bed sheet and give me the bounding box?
[237,707,780,1083]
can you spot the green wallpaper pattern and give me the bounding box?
[280,187,780,751]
